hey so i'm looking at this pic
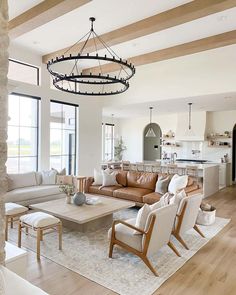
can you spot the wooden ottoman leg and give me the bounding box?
[18,221,22,248]
[5,216,8,241]
[58,222,62,250]
[40,230,43,241]
[37,228,41,260]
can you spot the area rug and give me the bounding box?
[8,209,230,295]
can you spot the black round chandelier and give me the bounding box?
[47,17,136,96]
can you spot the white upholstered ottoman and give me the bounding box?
[5,203,28,241]
[18,212,62,260]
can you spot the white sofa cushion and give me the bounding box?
[5,203,28,215]
[4,185,62,203]
[168,174,188,194]
[7,172,37,191]
[20,212,60,228]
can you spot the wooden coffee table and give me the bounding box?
[30,195,135,232]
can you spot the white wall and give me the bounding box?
[118,110,236,163]
[9,43,103,176]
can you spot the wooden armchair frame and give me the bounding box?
[172,201,205,250]
[109,215,180,276]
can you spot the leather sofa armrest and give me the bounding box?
[184,184,199,195]
[85,177,94,193]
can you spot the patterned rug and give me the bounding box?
[8,209,230,295]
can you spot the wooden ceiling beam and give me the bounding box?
[42,0,236,63]
[82,30,236,74]
[9,0,91,39]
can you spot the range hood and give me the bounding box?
[175,111,206,141]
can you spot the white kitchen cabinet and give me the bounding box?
[219,163,231,189]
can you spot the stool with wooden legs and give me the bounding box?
[18,212,62,260]
[172,194,205,250]
[5,203,28,241]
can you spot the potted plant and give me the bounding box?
[59,184,75,204]
[114,137,127,161]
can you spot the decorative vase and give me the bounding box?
[73,192,86,206]
[66,194,72,204]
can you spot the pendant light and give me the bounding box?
[145,107,156,137]
[185,102,195,136]
[188,102,192,130]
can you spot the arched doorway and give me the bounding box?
[143,123,162,161]
[232,124,236,183]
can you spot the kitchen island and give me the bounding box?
[133,161,219,198]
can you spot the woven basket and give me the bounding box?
[196,206,216,226]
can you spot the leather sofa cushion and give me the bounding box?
[113,187,152,203]
[88,185,120,197]
[127,171,158,190]
[116,170,128,186]
[143,192,162,205]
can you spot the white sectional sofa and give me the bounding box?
[4,172,66,206]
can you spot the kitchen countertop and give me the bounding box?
[135,161,219,170]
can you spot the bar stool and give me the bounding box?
[76,176,87,193]
[166,164,179,174]
[185,165,199,184]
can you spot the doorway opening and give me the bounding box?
[232,124,236,183]
[143,123,162,161]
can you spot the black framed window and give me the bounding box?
[104,123,114,161]
[50,100,78,175]
[8,58,40,86]
[7,93,40,173]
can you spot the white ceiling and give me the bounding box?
[8,0,236,116]
[9,0,192,55]
[103,93,236,118]
[8,0,44,20]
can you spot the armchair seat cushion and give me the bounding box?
[143,192,162,204]
[88,185,120,197]
[113,187,152,202]
[108,218,142,251]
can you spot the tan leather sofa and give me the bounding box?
[85,171,201,206]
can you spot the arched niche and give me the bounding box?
[143,123,162,161]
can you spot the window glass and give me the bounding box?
[7,93,39,173]
[104,124,114,161]
[8,59,39,86]
[50,101,78,175]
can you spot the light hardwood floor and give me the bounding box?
[24,186,236,295]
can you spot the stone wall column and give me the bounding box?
[0,0,9,265]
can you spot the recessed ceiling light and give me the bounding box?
[33,41,39,45]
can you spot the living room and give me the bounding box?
[1,1,236,295]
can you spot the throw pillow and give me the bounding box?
[56,175,73,185]
[41,170,57,185]
[100,170,119,188]
[155,175,171,194]
[92,169,103,185]
[168,174,188,194]
[52,167,66,175]
[169,189,187,214]
[134,204,151,234]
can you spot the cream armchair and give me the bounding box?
[108,204,180,276]
[172,193,205,250]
